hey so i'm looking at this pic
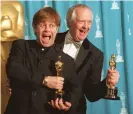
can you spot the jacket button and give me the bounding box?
[39,60,43,64]
[32,91,36,96]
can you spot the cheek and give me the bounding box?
[75,26,82,35]
[35,29,41,36]
[76,23,82,28]
[52,29,58,36]
[72,25,79,32]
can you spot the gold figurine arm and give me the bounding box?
[1,1,24,41]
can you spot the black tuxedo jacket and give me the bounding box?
[5,39,81,114]
[55,31,107,114]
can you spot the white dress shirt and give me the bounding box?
[63,32,83,60]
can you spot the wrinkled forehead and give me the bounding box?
[76,7,93,16]
[74,7,93,20]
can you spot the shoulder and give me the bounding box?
[83,39,103,61]
[9,40,26,53]
[11,40,26,52]
[56,31,67,37]
[12,39,25,46]
[55,31,68,44]
[84,39,103,55]
[12,39,34,49]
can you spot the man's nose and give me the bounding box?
[82,21,88,29]
[44,25,50,31]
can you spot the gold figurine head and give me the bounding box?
[1,1,24,42]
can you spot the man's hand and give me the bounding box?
[43,76,64,90]
[106,69,120,87]
[5,78,12,95]
[49,98,71,111]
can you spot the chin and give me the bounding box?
[78,37,85,41]
[42,44,49,47]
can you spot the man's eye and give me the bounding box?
[88,21,92,24]
[78,21,84,24]
[40,24,44,27]
[49,24,55,28]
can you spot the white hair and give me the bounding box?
[66,4,93,28]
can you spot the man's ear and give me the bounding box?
[67,21,71,28]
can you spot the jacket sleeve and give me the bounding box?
[83,51,107,102]
[6,40,44,90]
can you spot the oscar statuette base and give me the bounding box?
[104,87,120,100]
[55,90,64,99]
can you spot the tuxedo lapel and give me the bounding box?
[75,39,91,72]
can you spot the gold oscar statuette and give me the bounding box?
[1,1,24,114]
[104,54,120,100]
[55,56,64,98]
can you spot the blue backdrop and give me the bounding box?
[20,1,133,114]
